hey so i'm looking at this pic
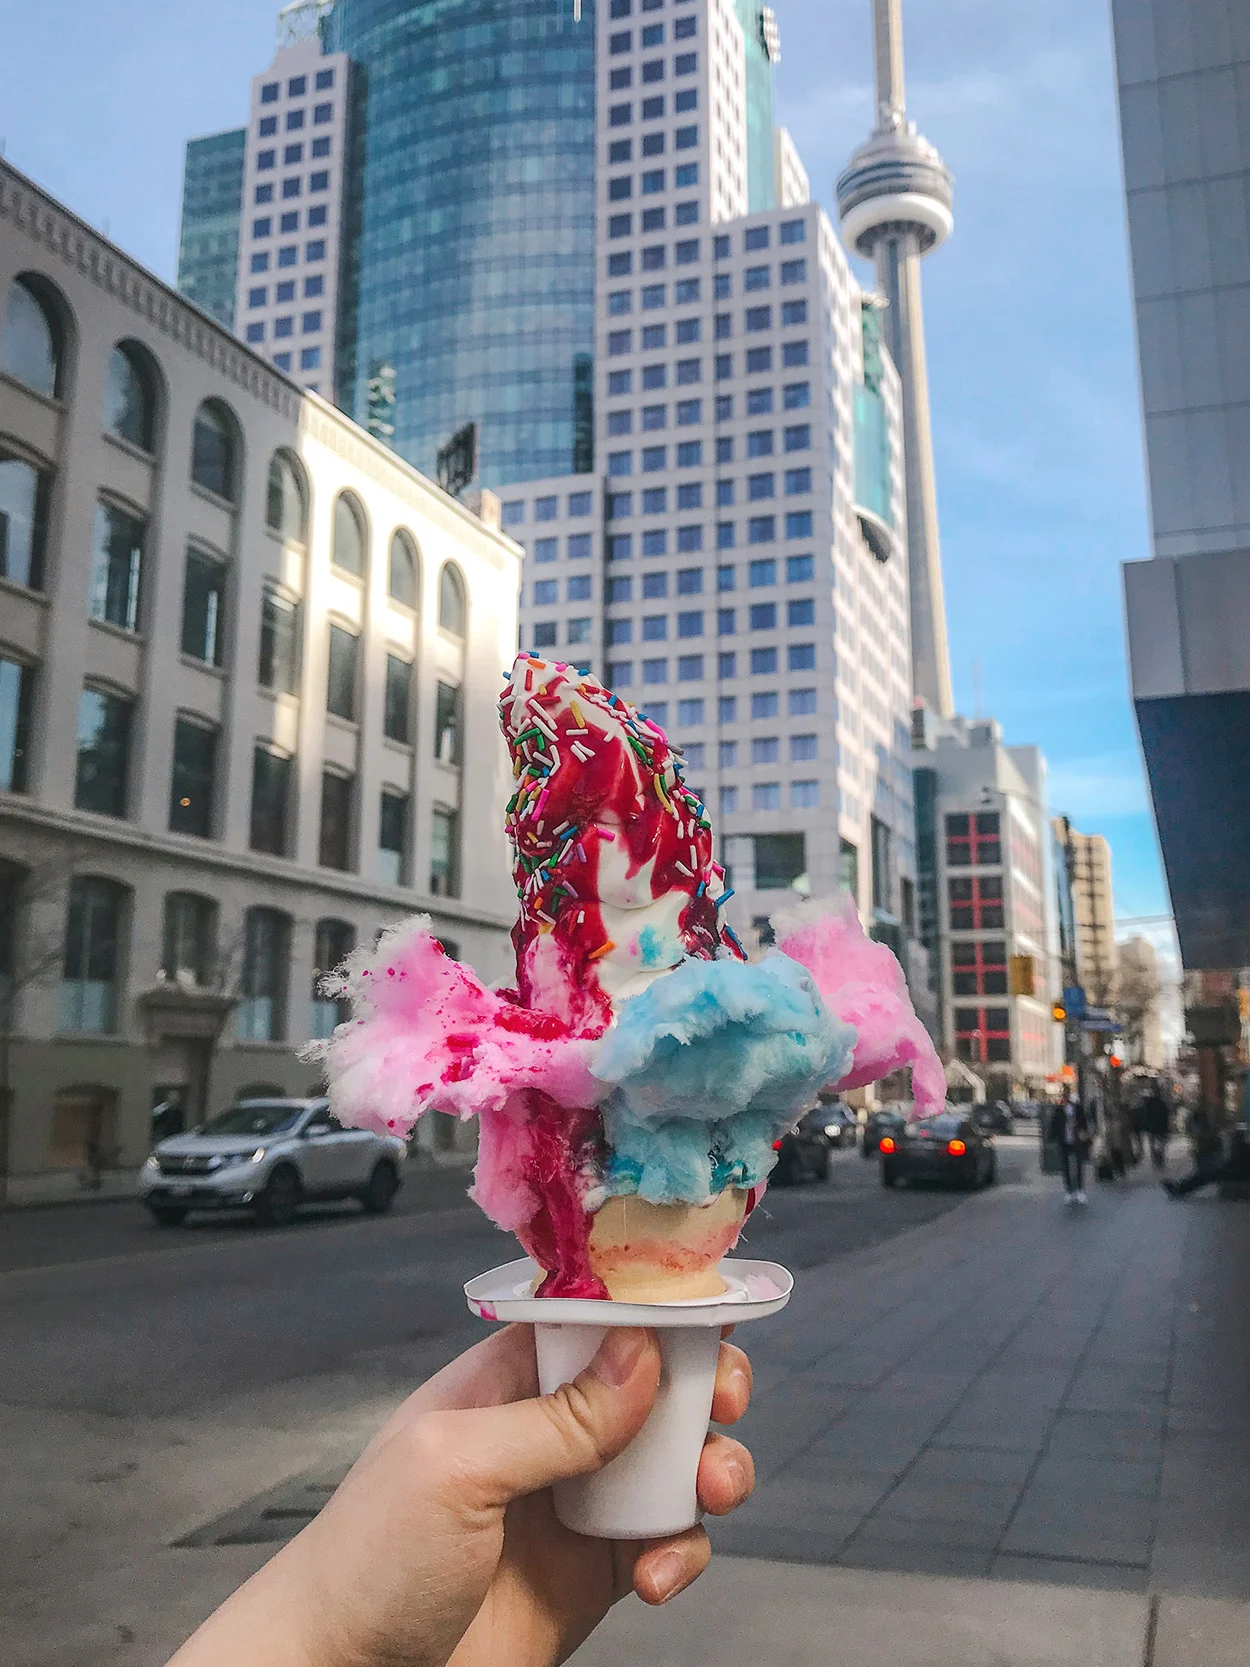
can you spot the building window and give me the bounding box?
[250,745,291,855]
[190,401,236,500]
[258,587,300,694]
[0,655,34,792]
[379,790,409,886]
[181,549,226,666]
[752,736,779,764]
[266,450,307,540]
[435,681,462,766]
[73,688,131,817]
[169,717,217,837]
[1,276,63,398]
[677,654,703,681]
[749,602,776,630]
[310,918,355,1039]
[332,492,367,575]
[753,782,781,811]
[237,907,291,1041]
[319,770,354,870]
[103,342,156,451]
[954,1005,1012,1066]
[720,786,739,815]
[439,564,466,636]
[678,697,704,725]
[326,624,359,721]
[945,811,1001,867]
[750,647,778,676]
[568,616,592,645]
[162,891,216,987]
[430,807,460,897]
[643,657,668,685]
[786,554,814,582]
[948,874,1005,932]
[0,451,51,591]
[951,939,1009,998]
[60,877,126,1034]
[89,501,144,633]
[532,622,558,649]
[384,654,412,744]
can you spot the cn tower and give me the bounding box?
[837,0,954,717]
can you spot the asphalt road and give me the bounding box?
[0,1143,984,1422]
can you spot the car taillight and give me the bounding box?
[947,1139,967,1156]
[772,1138,784,1150]
[879,1137,896,1154]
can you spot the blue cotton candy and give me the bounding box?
[592,954,857,1203]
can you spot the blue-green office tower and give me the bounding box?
[327,0,596,487]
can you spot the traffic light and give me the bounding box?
[1109,1054,1123,1070]
[1052,1003,1067,1023]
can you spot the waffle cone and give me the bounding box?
[586,1189,749,1303]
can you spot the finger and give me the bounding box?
[438,1327,662,1507]
[710,1341,752,1426]
[632,1527,711,1606]
[720,1323,736,1339]
[696,1431,754,1517]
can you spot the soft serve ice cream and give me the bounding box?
[306,656,943,1301]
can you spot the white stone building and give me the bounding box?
[0,158,519,1187]
[513,0,920,963]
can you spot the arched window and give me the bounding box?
[332,492,366,575]
[388,529,418,608]
[266,450,307,541]
[60,876,128,1034]
[161,892,217,987]
[191,400,237,501]
[103,342,157,451]
[438,563,466,637]
[0,449,52,591]
[237,906,291,1042]
[310,917,356,1039]
[1,276,64,399]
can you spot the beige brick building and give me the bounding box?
[0,160,520,1189]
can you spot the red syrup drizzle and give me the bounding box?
[497,657,747,1296]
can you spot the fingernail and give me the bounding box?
[592,1328,647,1388]
[648,1550,686,1603]
[724,1454,748,1498]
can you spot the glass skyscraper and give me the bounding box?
[177,130,247,329]
[327,0,597,487]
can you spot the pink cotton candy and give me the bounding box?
[300,916,603,1139]
[774,894,946,1119]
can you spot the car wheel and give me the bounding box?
[255,1164,302,1227]
[772,1153,797,1186]
[882,1165,899,1188]
[815,1146,831,1181]
[146,1204,188,1227]
[361,1160,400,1215]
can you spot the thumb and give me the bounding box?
[451,1327,662,1507]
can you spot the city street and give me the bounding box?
[3,1136,1249,1665]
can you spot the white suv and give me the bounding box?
[138,1097,406,1227]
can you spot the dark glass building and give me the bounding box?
[177,130,246,329]
[327,0,597,487]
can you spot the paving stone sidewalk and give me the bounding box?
[575,1140,1250,1665]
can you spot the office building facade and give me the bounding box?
[1113,0,1250,968]
[0,158,520,1187]
[510,0,924,973]
[176,130,247,330]
[1055,821,1118,1008]
[913,714,1059,1095]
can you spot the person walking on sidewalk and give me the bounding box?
[1137,1084,1172,1171]
[1048,1092,1092,1205]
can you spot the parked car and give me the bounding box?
[970,1101,1015,1136]
[820,1103,860,1149]
[771,1107,839,1184]
[862,1107,906,1159]
[880,1111,997,1190]
[138,1098,406,1227]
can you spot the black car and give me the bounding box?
[862,1107,906,1159]
[821,1104,860,1148]
[880,1111,997,1190]
[771,1107,836,1184]
[970,1101,1015,1136]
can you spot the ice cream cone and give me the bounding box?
[586,1189,749,1303]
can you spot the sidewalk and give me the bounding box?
[574,1144,1250,1664]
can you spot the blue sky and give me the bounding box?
[0,0,1169,930]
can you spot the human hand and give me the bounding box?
[167,1323,754,1667]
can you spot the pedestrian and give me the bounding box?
[1163,1114,1250,1199]
[164,1324,755,1667]
[1137,1084,1172,1171]
[1047,1091,1092,1205]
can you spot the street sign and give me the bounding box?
[1062,984,1086,1019]
[1082,1008,1123,1034]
